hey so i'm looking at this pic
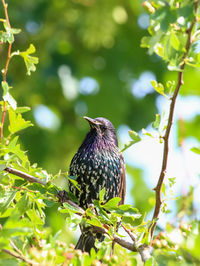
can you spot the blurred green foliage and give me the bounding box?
[1,0,200,265]
[1,0,160,173]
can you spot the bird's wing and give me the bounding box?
[119,153,126,205]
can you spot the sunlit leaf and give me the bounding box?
[8,108,33,134]
[2,81,17,110]
[0,190,16,214]
[19,44,39,75]
[170,33,180,51]
[0,164,7,172]
[101,197,121,209]
[151,80,169,99]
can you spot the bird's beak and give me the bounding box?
[83,116,100,128]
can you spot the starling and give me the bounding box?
[69,116,126,253]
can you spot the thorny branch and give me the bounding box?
[3,166,151,262]
[0,0,13,141]
[149,0,199,239]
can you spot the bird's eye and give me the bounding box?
[100,125,106,132]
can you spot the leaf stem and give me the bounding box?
[149,0,199,240]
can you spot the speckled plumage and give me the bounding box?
[69,117,126,252]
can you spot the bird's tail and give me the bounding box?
[75,230,104,253]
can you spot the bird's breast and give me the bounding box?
[69,145,122,209]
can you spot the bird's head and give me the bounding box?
[83,116,118,146]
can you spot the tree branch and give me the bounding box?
[2,248,39,265]
[3,166,151,262]
[149,0,199,239]
[5,166,47,186]
[92,226,151,262]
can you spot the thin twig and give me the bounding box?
[9,240,24,257]
[122,224,136,242]
[149,0,199,239]
[0,0,13,141]
[2,248,39,265]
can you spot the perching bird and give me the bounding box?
[69,116,126,253]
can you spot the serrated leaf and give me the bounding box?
[0,190,16,214]
[19,44,39,75]
[168,177,176,187]
[152,114,161,129]
[8,108,33,134]
[2,81,17,110]
[2,21,21,43]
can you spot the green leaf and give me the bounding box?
[166,80,175,95]
[101,197,121,209]
[26,208,44,225]
[86,216,104,228]
[168,177,176,187]
[7,136,26,161]
[8,108,33,134]
[0,190,16,214]
[161,183,166,196]
[62,202,84,214]
[0,164,7,171]
[15,106,31,113]
[152,114,161,129]
[170,33,180,51]
[140,36,151,48]
[99,188,106,202]
[142,128,154,138]
[2,81,17,110]
[0,21,21,43]
[151,80,169,99]
[191,147,200,155]
[121,130,141,152]
[19,44,39,75]
[128,130,141,142]
[17,193,30,214]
